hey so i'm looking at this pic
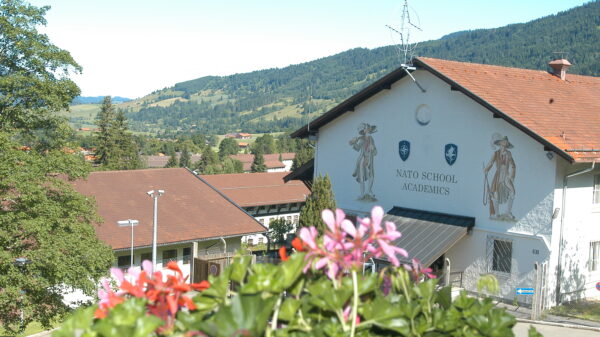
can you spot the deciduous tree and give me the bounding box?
[0,0,81,131]
[0,2,115,332]
[218,137,239,158]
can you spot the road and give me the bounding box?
[515,322,600,337]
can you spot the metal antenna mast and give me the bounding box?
[386,0,426,92]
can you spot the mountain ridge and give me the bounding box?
[101,1,600,135]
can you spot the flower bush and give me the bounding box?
[54,206,539,337]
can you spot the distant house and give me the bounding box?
[238,142,249,149]
[237,133,252,139]
[143,153,202,168]
[229,152,295,172]
[202,172,310,246]
[71,168,266,277]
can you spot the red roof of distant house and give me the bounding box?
[238,133,252,137]
[71,168,266,250]
[292,57,600,163]
[229,153,295,171]
[201,172,310,207]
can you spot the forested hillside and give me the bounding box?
[118,1,599,135]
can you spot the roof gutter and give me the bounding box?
[555,161,595,305]
[413,58,573,163]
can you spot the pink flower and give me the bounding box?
[404,258,437,282]
[298,206,409,280]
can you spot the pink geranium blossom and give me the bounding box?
[299,206,409,280]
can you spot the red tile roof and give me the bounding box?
[292,57,600,162]
[229,153,295,171]
[418,57,600,162]
[201,172,310,207]
[71,168,266,250]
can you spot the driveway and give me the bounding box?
[514,322,600,337]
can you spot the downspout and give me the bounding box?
[220,237,227,254]
[555,161,595,305]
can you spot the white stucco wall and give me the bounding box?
[548,160,600,305]
[313,70,559,302]
[113,237,242,280]
[244,212,300,245]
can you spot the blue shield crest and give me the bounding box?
[399,140,410,161]
[445,143,458,166]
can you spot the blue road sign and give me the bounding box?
[516,287,534,295]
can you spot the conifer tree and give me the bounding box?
[165,147,179,168]
[95,97,141,170]
[299,174,336,234]
[251,148,267,173]
[95,96,116,166]
[180,145,191,168]
[292,141,314,170]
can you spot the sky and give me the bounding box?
[30,0,590,98]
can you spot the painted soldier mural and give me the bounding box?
[483,133,517,221]
[349,123,377,202]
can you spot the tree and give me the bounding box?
[0,0,81,131]
[267,218,295,246]
[0,2,114,332]
[179,145,191,168]
[196,146,218,173]
[292,140,314,170]
[94,96,116,166]
[94,97,142,170]
[299,174,336,234]
[218,137,239,158]
[165,147,179,168]
[252,134,277,154]
[251,148,267,173]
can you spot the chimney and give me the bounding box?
[549,59,571,81]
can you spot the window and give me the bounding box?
[286,216,292,222]
[162,249,177,265]
[259,218,265,225]
[594,175,600,204]
[589,241,600,271]
[258,237,264,245]
[118,255,131,268]
[293,215,299,224]
[183,247,192,265]
[141,252,152,263]
[247,238,254,246]
[489,238,512,273]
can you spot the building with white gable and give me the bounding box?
[292,57,600,308]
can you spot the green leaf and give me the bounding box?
[279,298,301,322]
[198,293,278,337]
[230,255,253,283]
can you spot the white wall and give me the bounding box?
[548,161,600,304]
[244,211,300,245]
[114,237,242,280]
[314,70,558,301]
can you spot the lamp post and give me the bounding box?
[147,190,164,271]
[117,219,139,267]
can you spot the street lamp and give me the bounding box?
[117,219,139,267]
[147,190,164,271]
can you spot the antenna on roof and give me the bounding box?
[552,51,569,60]
[386,0,426,93]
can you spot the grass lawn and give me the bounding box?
[0,321,55,336]
[548,300,600,321]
